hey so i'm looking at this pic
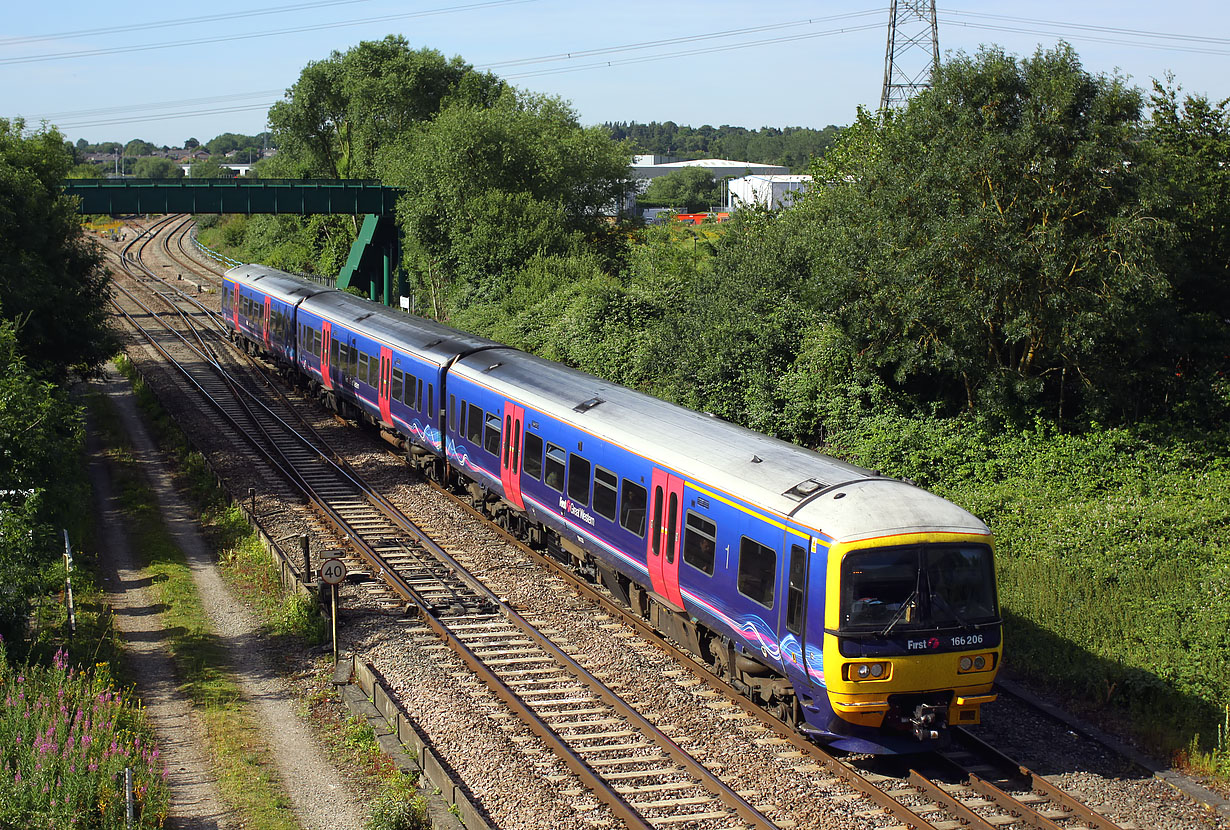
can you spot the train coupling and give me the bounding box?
[909,702,947,741]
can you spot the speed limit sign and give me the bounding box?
[319,557,347,585]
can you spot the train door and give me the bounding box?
[320,321,333,390]
[647,469,686,609]
[263,296,272,348]
[500,402,525,510]
[378,347,392,426]
[777,532,812,688]
[231,283,240,328]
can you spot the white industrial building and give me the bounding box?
[727,174,813,209]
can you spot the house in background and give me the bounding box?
[727,174,813,209]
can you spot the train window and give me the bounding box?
[391,369,403,402]
[358,353,370,386]
[348,344,358,378]
[683,513,717,576]
[466,404,484,444]
[544,443,565,492]
[786,544,807,635]
[567,454,591,506]
[503,415,512,467]
[484,413,501,455]
[428,384,434,417]
[737,537,776,609]
[330,339,340,373]
[620,480,647,537]
[523,432,543,480]
[593,467,617,521]
[417,379,424,411]
[313,329,322,357]
[459,400,467,435]
[449,395,457,432]
[665,493,679,564]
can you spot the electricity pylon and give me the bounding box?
[880,0,940,110]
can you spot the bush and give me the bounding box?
[0,646,168,828]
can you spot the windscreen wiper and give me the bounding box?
[877,589,919,638]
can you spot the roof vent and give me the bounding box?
[482,362,504,373]
[355,312,375,322]
[783,478,825,501]
[574,397,604,413]
[751,455,763,464]
[423,338,444,349]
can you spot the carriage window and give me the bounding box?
[620,480,647,537]
[358,353,370,386]
[484,413,501,455]
[449,395,457,432]
[459,399,467,436]
[312,329,321,357]
[786,544,807,635]
[683,513,717,576]
[651,488,664,556]
[738,537,777,609]
[330,339,340,371]
[523,432,543,479]
[348,344,358,377]
[544,443,565,492]
[593,467,617,521]
[568,454,591,506]
[428,384,434,417]
[466,404,484,444]
[391,368,403,402]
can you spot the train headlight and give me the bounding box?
[847,662,890,681]
[957,652,995,674]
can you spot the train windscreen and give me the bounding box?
[839,544,997,632]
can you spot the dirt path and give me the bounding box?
[89,368,367,830]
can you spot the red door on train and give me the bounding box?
[231,283,240,328]
[320,321,333,391]
[647,469,686,608]
[377,347,393,426]
[500,402,525,510]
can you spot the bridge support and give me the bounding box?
[336,214,400,306]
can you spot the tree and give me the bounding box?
[184,137,200,149]
[781,44,1169,421]
[189,159,235,179]
[639,167,720,212]
[66,162,106,179]
[268,36,505,179]
[381,89,632,318]
[123,138,155,157]
[0,118,114,381]
[132,156,184,179]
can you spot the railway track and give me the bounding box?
[102,216,1152,830]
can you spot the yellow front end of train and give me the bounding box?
[822,532,1002,742]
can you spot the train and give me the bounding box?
[222,263,1002,754]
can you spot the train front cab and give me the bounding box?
[812,533,1001,753]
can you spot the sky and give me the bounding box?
[3,1,1228,149]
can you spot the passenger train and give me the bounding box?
[222,263,1002,754]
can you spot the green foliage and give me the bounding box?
[0,646,169,828]
[189,159,236,179]
[0,320,86,642]
[131,156,184,179]
[0,118,115,380]
[789,45,1176,422]
[268,36,504,180]
[122,138,155,157]
[366,773,429,830]
[66,162,106,179]
[639,167,720,212]
[384,89,631,318]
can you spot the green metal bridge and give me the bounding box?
[64,178,405,305]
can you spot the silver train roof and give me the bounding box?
[454,348,989,544]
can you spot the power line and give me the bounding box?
[0,0,383,46]
[938,9,1230,47]
[943,20,1230,57]
[0,0,539,66]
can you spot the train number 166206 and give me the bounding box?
[950,634,984,647]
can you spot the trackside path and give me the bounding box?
[88,368,366,830]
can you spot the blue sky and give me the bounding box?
[3,1,1227,148]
